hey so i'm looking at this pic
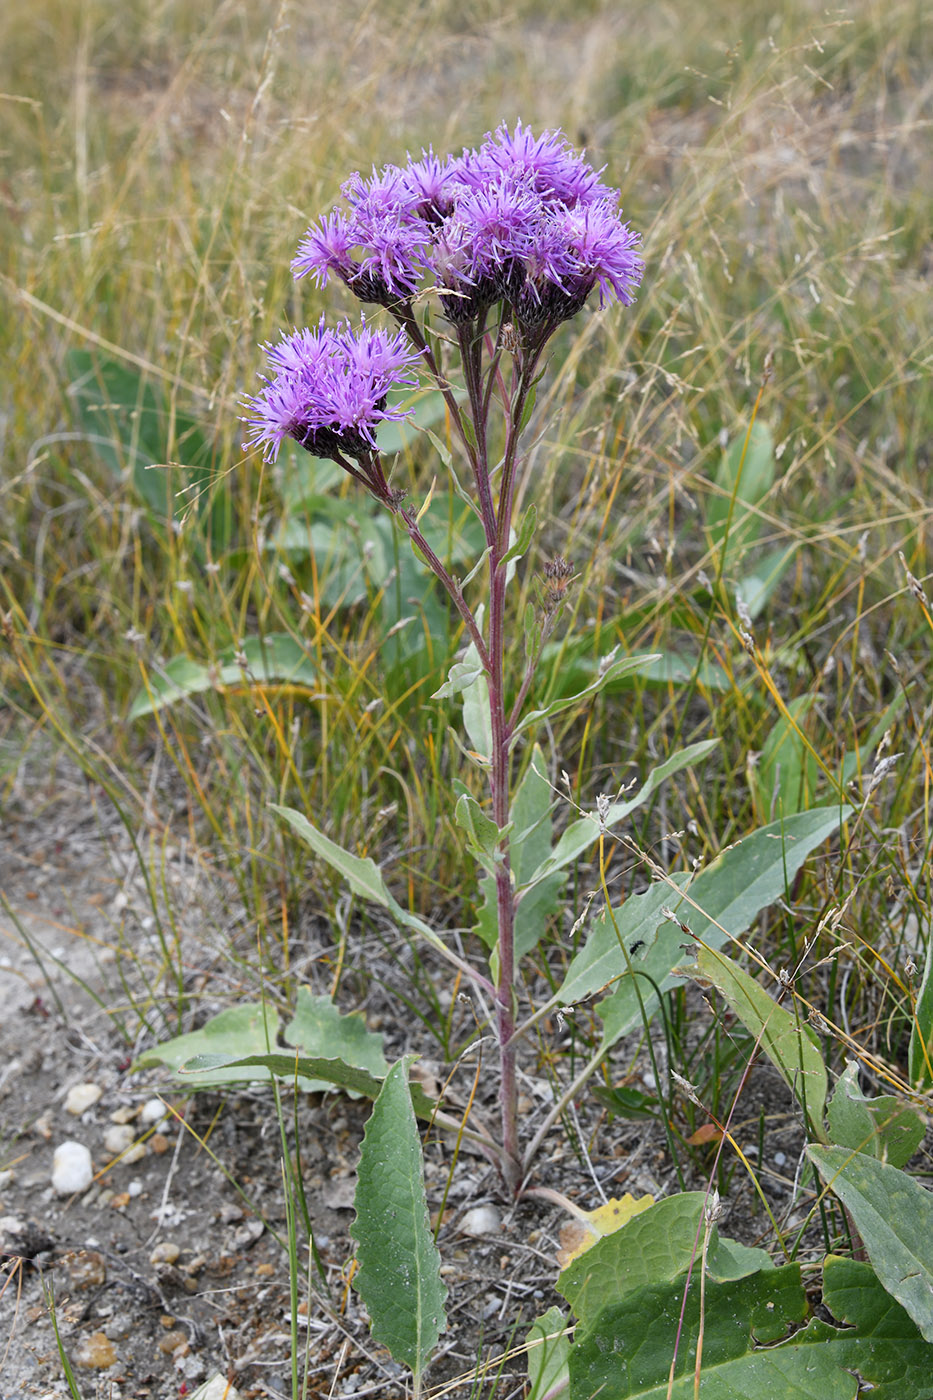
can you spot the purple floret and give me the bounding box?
[241,319,420,464]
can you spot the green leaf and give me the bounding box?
[737,543,797,620]
[474,745,564,957]
[523,740,719,891]
[808,1144,933,1342]
[909,933,933,1091]
[526,1306,571,1400]
[271,806,452,965]
[431,656,484,701]
[134,1005,280,1085]
[460,652,493,762]
[130,633,318,718]
[596,806,851,1051]
[272,804,396,910]
[752,694,820,821]
[826,1061,924,1166]
[455,793,501,867]
[175,1050,437,1118]
[568,1254,933,1400]
[557,1192,709,1326]
[500,502,537,569]
[510,652,661,742]
[556,877,689,1010]
[692,945,828,1135]
[351,1057,447,1378]
[284,987,388,1093]
[707,419,775,563]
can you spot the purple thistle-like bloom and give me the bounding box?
[403,147,459,222]
[555,200,644,306]
[460,121,612,210]
[241,319,420,464]
[292,210,357,288]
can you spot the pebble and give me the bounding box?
[231,1219,264,1250]
[158,1329,188,1355]
[110,1106,137,1125]
[458,1205,501,1237]
[103,1124,136,1156]
[150,1241,181,1265]
[140,1097,167,1125]
[65,1250,107,1289]
[0,1169,13,1191]
[122,1142,147,1165]
[52,1141,93,1196]
[74,1331,117,1369]
[150,1132,170,1154]
[65,1083,103,1116]
[128,1179,143,1198]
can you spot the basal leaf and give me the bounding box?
[130,633,318,718]
[284,987,388,1093]
[526,1306,571,1400]
[134,1005,280,1085]
[351,1058,447,1378]
[808,1145,933,1342]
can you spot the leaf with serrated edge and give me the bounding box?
[351,1057,447,1377]
[694,945,828,1135]
[809,1144,933,1343]
[284,988,388,1094]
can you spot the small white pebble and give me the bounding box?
[52,1141,93,1196]
[65,1083,103,1116]
[459,1205,501,1237]
[149,1241,180,1265]
[140,1098,167,1126]
[0,1169,14,1190]
[128,1180,143,1198]
[103,1125,136,1156]
[774,1151,787,1167]
[122,1142,147,1165]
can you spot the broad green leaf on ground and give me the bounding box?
[808,1144,933,1342]
[510,652,661,742]
[692,945,828,1134]
[596,806,851,1052]
[909,931,933,1092]
[130,633,318,718]
[134,1005,280,1085]
[737,543,797,620]
[826,1061,924,1166]
[351,1058,447,1378]
[284,987,388,1093]
[526,1307,571,1400]
[559,1193,708,1327]
[568,1252,933,1400]
[523,740,719,891]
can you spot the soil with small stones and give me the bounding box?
[0,784,805,1400]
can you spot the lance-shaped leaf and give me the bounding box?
[596,806,851,1052]
[134,1004,281,1085]
[510,652,661,743]
[523,740,719,892]
[177,1050,438,1119]
[131,633,318,719]
[809,1144,933,1343]
[691,945,828,1135]
[351,1057,447,1379]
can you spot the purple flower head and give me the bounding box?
[557,201,644,306]
[292,210,357,288]
[241,318,420,465]
[403,147,460,222]
[462,121,612,210]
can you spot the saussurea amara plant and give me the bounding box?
[241,122,645,1198]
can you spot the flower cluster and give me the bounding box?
[241,318,419,466]
[292,121,643,334]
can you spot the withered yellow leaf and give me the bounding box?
[556,1193,654,1268]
